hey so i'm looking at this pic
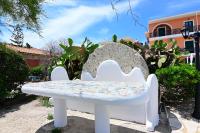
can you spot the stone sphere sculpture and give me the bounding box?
[82,41,149,78]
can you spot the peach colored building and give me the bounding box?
[146,11,200,53]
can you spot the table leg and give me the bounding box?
[95,104,110,133]
[53,98,67,127]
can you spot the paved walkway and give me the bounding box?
[167,99,200,133]
[168,109,200,133]
[0,99,170,133]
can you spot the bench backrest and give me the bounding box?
[51,66,69,81]
[81,60,146,84]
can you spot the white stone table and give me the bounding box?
[22,80,148,133]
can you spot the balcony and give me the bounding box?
[149,25,200,38]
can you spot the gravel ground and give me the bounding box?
[0,99,53,133]
[0,99,170,133]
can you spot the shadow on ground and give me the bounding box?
[168,98,199,122]
[36,111,171,133]
[166,111,182,130]
[36,116,146,133]
[155,104,171,133]
[0,95,37,118]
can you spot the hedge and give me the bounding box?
[0,45,29,102]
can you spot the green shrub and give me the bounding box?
[30,65,44,77]
[0,45,29,102]
[52,128,62,133]
[156,64,200,103]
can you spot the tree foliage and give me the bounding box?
[0,45,29,102]
[44,40,64,56]
[0,0,44,33]
[10,24,24,45]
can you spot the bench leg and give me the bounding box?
[146,100,158,132]
[95,104,110,133]
[53,98,67,127]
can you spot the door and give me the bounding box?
[158,27,166,36]
[185,40,194,53]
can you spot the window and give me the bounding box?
[158,27,166,36]
[184,20,194,32]
[185,40,194,53]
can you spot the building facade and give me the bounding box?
[146,11,200,53]
[6,45,50,68]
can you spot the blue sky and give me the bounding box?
[1,0,200,48]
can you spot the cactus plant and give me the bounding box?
[112,34,117,42]
[49,37,99,80]
[111,35,182,73]
[144,39,182,73]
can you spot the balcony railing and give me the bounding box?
[149,25,200,38]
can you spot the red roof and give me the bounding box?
[6,45,50,56]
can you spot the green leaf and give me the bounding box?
[81,37,88,47]
[159,55,167,63]
[59,43,68,51]
[158,61,162,68]
[68,38,73,46]
[112,34,117,42]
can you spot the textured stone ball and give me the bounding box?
[82,41,149,78]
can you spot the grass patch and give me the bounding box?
[47,113,53,120]
[39,97,53,107]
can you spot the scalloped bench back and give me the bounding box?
[81,60,146,84]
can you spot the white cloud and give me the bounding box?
[22,0,141,48]
[44,0,77,6]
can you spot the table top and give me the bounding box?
[22,80,148,104]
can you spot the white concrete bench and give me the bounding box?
[50,60,159,131]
